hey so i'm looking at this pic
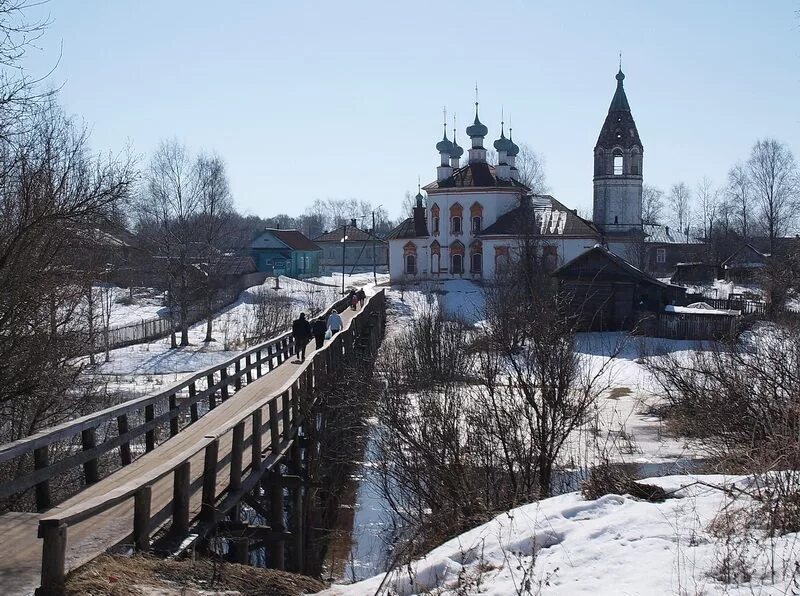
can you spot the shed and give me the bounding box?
[314,219,388,271]
[250,229,322,277]
[553,245,687,331]
[721,244,769,282]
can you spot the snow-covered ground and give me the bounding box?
[326,474,800,595]
[309,271,390,291]
[83,276,346,398]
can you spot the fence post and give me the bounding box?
[252,408,263,472]
[171,461,191,536]
[245,353,253,384]
[220,367,230,401]
[145,403,156,452]
[133,485,152,552]
[169,393,180,437]
[201,440,219,522]
[234,359,242,391]
[207,373,217,410]
[39,522,67,595]
[188,382,199,423]
[230,422,245,493]
[33,446,51,511]
[117,414,132,466]
[81,428,99,485]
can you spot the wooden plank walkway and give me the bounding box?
[0,301,369,596]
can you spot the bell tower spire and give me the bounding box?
[592,66,643,241]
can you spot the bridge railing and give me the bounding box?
[34,289,386,595]
[0,294,353,512]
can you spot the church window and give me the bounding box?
[405,254,417,274]
[433,216,440,234]
[452,216,462,234]
[451,254,463,274]
[471,252,482,274]
[472,216,482,233]
[656,248,666,264]
[613,154,623,175]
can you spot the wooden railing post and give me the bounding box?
[133,485,152,552]
[169,393,180,437]
[230,422,244,492]
[38,522,67,595]
[245,353,254,384]
[189,382,199,423]
[117,414,132,466]
[256,350,263,377]
[171,461,191,536]
[234,359,242,391]
[268,344,275,370]
[207,373,217,410]
[282,391,291,437]
[145,404,156,452]
[252,409,263,472]
[81,428,99,485]
[33,446,51,511]
[220,367,230,401]
[269,399,280,453]
[201,440,219,522]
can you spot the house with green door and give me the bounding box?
[250,228,322,277]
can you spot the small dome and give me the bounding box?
[466,109,488,138]
[493,126,512,153]
[436,131,454,154]
[616,68,625,82]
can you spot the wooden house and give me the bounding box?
[553,245,686,331]
[250,229,322,277]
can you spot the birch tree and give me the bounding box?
[747,139,798,252]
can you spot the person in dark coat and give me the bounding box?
[311,316,327,349]
[291,312,312,362]
[356,288,366,308]
[349,289,358,311]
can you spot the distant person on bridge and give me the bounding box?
[292,312,312,362]
[328,309,343,335]
[356,288,366,308]
[311,316,327,349]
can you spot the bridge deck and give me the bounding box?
[0,303,366,596]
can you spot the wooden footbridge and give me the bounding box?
[0,290,386,595]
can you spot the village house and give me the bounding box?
[250,228,322,277]
[314,219,388,272]
[387,69,644,281]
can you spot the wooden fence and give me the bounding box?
[636,311,739,340]
[0,293,354,512]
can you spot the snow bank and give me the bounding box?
[325,475,799,595]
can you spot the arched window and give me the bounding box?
[472,216,482,233]
[433,215,440,234]
[432,252,440,273]
[405,254,416,275]
[471,252,482,274]
[613,153,623,176]
[451,254,463,274]
[452,216,462,234]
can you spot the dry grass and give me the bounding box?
[65,554,327,596]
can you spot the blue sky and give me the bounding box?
[20,1,800,220]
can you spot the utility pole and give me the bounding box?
[341,222,348,295]
[372,210,377,285]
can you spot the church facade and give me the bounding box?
[386,69,645,282]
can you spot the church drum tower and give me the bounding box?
[592,68,644,257]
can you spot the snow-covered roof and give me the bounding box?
[665,304,740,316]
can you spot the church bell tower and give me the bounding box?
[592,68,643,237]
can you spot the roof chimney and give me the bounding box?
[350,218,357,228]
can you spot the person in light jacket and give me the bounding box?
[328,309,343,335]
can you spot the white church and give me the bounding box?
[386,69,644,281]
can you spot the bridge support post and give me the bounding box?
[37,522,67,596]
[145,404,156,451]
[207,372,217,410]
[268,471,285,570]
[171,461,191,536]
[33,446,51,511]
[189,382,199,422]
[288,442,304,573]
[220,367,230,401]
[117,414,132,467]
[81,428,99,485]
[168,393,179,437]
[134,485,152,552]
[201,440,219,522]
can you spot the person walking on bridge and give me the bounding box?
[328,309,343,335]
[311,315,327,349]
[292,312,312,362]
[356,288,366,309]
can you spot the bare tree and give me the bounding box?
[697,176,720,241]
[137,140,201,347]
[487,142,548,193]
[666,182,692,239]
[195,153,234,343]
[727,162,751,241]
[642,183,665,225]
[747,139,799,252]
